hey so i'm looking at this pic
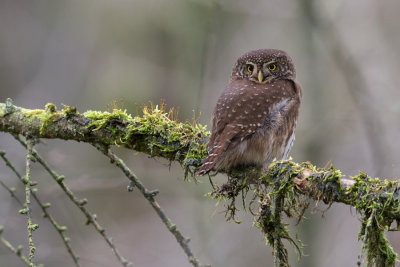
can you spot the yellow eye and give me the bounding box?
[247,65,254,73]
[268,64,277,71]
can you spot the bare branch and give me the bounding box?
[14,136,133,267]
[93,143,208,267]
[0,226,31,266]
[0,179,23,206]
[0,151,81,267]
[24,138,37,265]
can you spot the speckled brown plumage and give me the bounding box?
[198,49,302,175]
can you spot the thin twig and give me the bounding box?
[93,143,208,267]
[0,150,81,267]
[0,226,31,266]
[14,135,132,267]
[0,179,23,206]
[25,138,36,265]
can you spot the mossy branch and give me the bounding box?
[0,99,208,176]
[1,99,399,266]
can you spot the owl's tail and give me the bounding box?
[197,127,241,176]
[197,151,220,176]
[197,153,219,176]
[197,138,231,175]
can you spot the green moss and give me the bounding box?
[45,103,56,113]
[123,105,209,170]
[0,106,5,118]
[24,109,45,116]
[358,210,397,266]
[83,109,132,131]
[81,104,209,177]
[210,159,399,266]
[22,103,64,135]
[62,104,79,117]
[344,172,399,266]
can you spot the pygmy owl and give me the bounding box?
[197,49,302,175]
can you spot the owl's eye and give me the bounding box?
[267,64,277,71]
[247,65,254,73]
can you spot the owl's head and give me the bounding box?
[231,49,296,84]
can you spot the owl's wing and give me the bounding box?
[197,118,243,175]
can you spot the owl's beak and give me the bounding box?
[258,70,264,83]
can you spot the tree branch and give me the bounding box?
[0,151,81,267]
[93,143,206,267]
[24,138,37,266]
[0,99,208,175]
[0,226,32,266]
[14,136,132,267]
[1,99,399,266]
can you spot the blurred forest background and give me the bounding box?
[1,0,400,266]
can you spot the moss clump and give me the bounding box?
[210,160,308,265]
[123,104,209,176]
[83,103,209,178]
[23,103,63,135]
[347,173,399,266]
[84,109,133,132]
[45,103,56,113]
[62,104,79,118]
[256,160,308,264]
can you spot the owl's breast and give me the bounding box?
[215,99,298,170]
[212,79,300,170]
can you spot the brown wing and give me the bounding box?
[198,78,300,175]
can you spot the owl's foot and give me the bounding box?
[263,166,270,173]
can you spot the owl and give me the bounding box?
[197,49,302,175]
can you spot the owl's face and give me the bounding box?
[231,49,296,84]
